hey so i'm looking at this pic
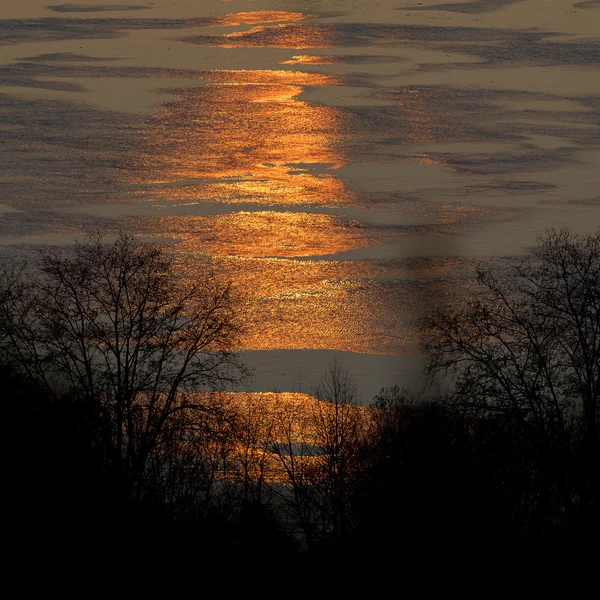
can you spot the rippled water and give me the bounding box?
[1,0,599,398]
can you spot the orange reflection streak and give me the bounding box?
[161,252,473,355]
[279,55,342,65]
[187,23,346,49]
[133,212,382,258]
[204,70,337,86]
[214,12,312,26]
[135,70,353,206]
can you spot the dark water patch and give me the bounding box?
[48,3,151,12]
[341,105,492,152]
[0,178,134,207]
[362,86,597,175]
[456,181,556,197]
[0,76,85,91]
[363,87,531,146]
[183,22,541,49]
[496,120,599,147]
[0,93,142,206]
[442,148,577,174]
[0,61,207,91]
[378,86,595,123]
[348,191,431,209]
[0,209,106,239]
[0,61,339,88]
[567,196,600,205]
[328,54,408,65]
[305,84,597,178]
[18,52,120,62]
[487,180,556,192]
[405,0,525,15]
[0,12,311,45]
[579,95,600,113]
[0,18,139,44]
[440,39,600,67]
[366,86,523,140]
[1,60,192,79]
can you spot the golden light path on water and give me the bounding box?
[129,64,466,355]
[128,211,477,354]
[138,212,380,258]
[135,70,350,206]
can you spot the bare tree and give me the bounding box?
[232,393,280,505]
[310,358,366,545]
[143,391,240,522]
[268,394,325,551]
[0,233,247,499]
[269,360,368,550]
[425,227,600,518]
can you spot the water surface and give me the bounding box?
[1,0,599,398]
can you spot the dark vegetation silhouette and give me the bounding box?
[4,229,598,559]
[424,227,600,541]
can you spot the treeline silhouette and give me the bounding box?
[5,230,599,559]
[9,365,598,560]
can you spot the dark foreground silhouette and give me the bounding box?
[8,366,598,561]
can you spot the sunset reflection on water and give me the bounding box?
[136,70,351,206]
[0,7,522,361]
[160,239,471,354]
[129,54,467,355]
[134,212,381,258]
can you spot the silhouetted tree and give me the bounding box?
[0,233,247,504]
[269,360,367,552]
[310,358,366,548]
[268,394,323,551]
[425,227,600,535]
